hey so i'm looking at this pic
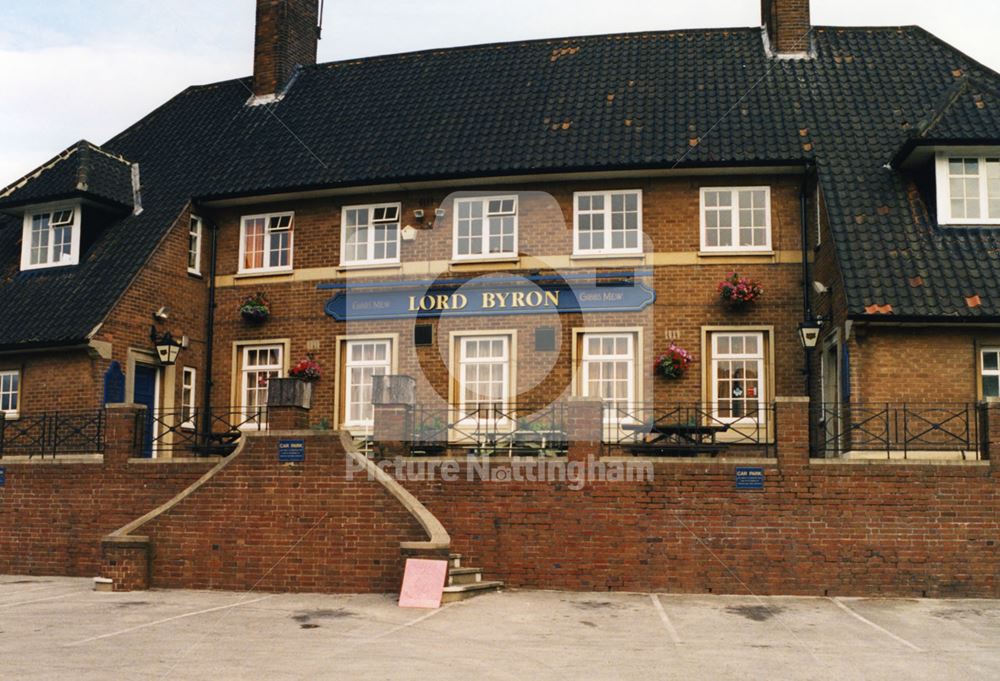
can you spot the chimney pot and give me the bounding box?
[761,0,812,56]
[252,0,321,98]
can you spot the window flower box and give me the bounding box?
[239,293,270,323]
[718,272,763,310]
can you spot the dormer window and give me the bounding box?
[20,204,81,270]
[935,154,1000,225]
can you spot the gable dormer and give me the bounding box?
[891,76,1000,227]
[0,140,137,271]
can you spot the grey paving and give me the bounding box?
[1,576,998,680]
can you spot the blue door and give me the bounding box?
[133,365,157,458]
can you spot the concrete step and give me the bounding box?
[441,580,503,603]
[447,566,483,586]
[448,553,462,568]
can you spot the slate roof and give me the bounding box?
[2,24,1000,349]
[0,140,134,211]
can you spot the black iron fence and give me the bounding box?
[601,402,776,457]
[408,403,569,456]
[0,410,106,458]
[810,403,986,459]
[146,408,266,457]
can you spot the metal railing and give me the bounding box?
[146,408,266,457]
[0,410,106,458]
[810,403,985,459]
[408,403,569,456]
[601,402,776,457]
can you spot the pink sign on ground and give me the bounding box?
[398,558,448,609]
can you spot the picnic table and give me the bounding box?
[620,420,730,456]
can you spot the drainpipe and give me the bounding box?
[800,163,815,454]
[201,218,218,446]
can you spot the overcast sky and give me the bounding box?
[2,0,999,183]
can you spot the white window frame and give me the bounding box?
[579,332,637,419]
[456,334,512,420]
[709,331,767,423]
[187,215,203,275]
[238,212,294,274]
[181,367,197,429]
[340,203,402,267]
[699,186,772,253]
[342,338,393,428]
[573,189,643,256]
[981,347,1000,399]
[452,196,518,261]
[0,369,20,418]
[20,202,82,271]
[935,153,1000,225]
[239,344,284,425]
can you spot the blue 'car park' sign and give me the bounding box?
[278,439,305,463]
[735,467,764,490]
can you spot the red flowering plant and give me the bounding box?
[718,272,763,309]
[288,356,322,383]
[655,343,693,379]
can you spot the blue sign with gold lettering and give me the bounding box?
[324,283,655,321]
[278,439,305,463]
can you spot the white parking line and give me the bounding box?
[0,592,82,609]
[650,594,681,644]
[65,594,275,646]
[831,598,923,652]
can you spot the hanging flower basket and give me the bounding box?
[718,272,763,310]
[288,357,322,383]
[655,343,693,379]
[240,292,270,323]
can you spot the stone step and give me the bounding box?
[441,580,503,603]
[447,566,483,586]
[448,553,462,568]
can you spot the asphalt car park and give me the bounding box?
[2,576,998,680]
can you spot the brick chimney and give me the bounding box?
[761,0,812,56]
[252,0,321,98]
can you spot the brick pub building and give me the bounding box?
[1,1,1000,597]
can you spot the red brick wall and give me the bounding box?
[0,459,211,576]
[136,432,426,593]
[763,0,811,54]
[404,460,1000,597]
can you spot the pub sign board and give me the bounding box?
[324,282,656,322]
[278,439,305,463]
